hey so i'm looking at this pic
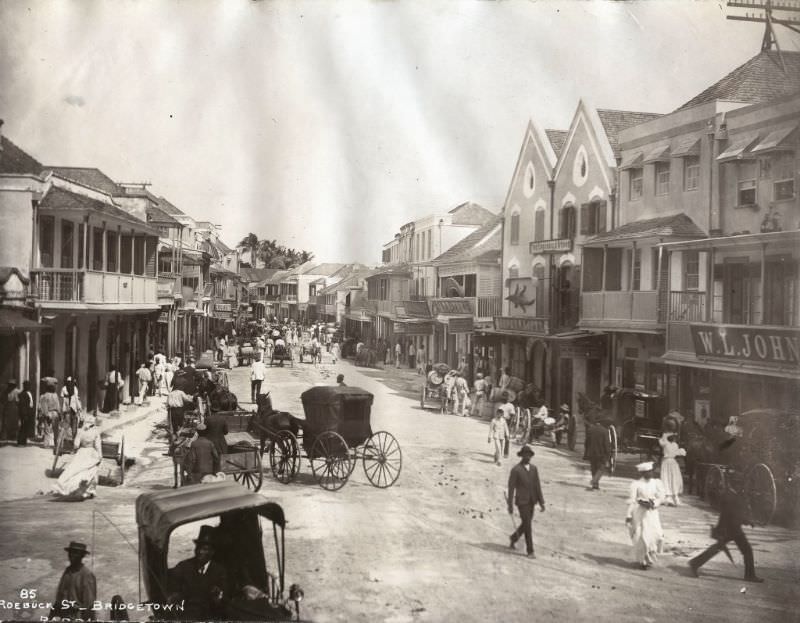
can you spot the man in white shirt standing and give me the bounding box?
[250,354,266,403]
[394,342,402,368]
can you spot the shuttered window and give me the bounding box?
[510,212,520,245]
[534,208,545,242]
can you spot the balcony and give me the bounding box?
[529,238,572,255]
[33,269,158,308]
[157,275,180,300]
[493,316,550,335]
[281,294,298,303]
[579,291,661,331]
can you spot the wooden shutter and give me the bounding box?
[598,201,607,233]
[579,204,590,235]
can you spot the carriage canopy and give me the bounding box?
[300,386,374,448]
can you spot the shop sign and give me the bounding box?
[559,342,604,359]
[215,303,232,312]
[690,324,800,367]
[157,310,169,324]
[447,317,474,334]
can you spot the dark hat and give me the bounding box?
[517,444,535,457]
[193,525,216,546]
[65,541,90,556]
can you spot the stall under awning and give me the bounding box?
[717,133,760,162]
[671,136,701,158]
[643,144,671,163]
[619,151,644,170]
[750,125,797,155]
[0,308,47,334]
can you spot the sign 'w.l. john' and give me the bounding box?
[690,324,800,368]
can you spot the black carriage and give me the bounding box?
[697,409,800,526]
[270,343,293,367]
[265,386,402,491]
[133,482,303,621]
[238,340,255,367]
[420,363,450,412]
[298,331,321,364]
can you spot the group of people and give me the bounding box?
[0,379,36,445]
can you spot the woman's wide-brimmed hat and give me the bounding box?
[636,461,654,473]
[517,444,535,457]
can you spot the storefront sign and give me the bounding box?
[446,317,474,333]
[690,324,800,367]
[157,310,169,324]
[215,303,232,312]
[559,342,604,359]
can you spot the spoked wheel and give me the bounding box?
[118,436,126,485]
[362,431,402,488]
[232,447,264,491]
[310,431,353,491]
[620,419,636,452]
[567,415,577,451]
[744,463,777,526]
[607,425,618,474]
[704,465,726,510]
[269,430,300,484]
[51,428,69,475]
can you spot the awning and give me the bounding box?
[671,136,701,158]
[751,125,797,155]
[393,318,434,335]
[619,151,644,170]
[643,144,671,163]
[0,308,47,334]
[717,133,760,162]
[436,315,474,333]
[344,312,373,323]
[661,352,799,381]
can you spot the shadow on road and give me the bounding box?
[582,553,638,570]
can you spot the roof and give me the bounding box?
[240,268,279,283]
[596,109,664,156]
[677,50,800,112]
[155,195,185,217]
[0,266,29,286]
[0,308,46,334]
[585,213,706,245]
[40,186,159,234]
[135,482,286,549]
[366,263,413,279]
[0,136,43,175]
[210,264,238,278]
[433,215,503,265]
[545,129,568,158]
[448,202,496,226]
[42,166,122,196]
[146,204,181,226]
[305,262,348,277]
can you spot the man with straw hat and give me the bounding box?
[507,444,546,558]
[625,462,665,569]
[51,541,97,620]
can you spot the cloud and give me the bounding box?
[63,95,85,107]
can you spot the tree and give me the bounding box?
[238,233,260,268]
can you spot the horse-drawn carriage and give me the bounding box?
[270,342,293,367]
[298,331,321,364]
[251,386,402,491]
[133,482,303,621]
[420,363,450,412]
[692,409,800,526]
[238,339,255,367]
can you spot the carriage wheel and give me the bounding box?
[233,449,264,492]
[704,465,726,509]
[567,414,577,451]
[310,431,352,491]
[620,419,636,452]
[607,425,618,474]
[363,431,402,488]
[744,463,777,526]
[118,436,126,485]
[269,430,300,484]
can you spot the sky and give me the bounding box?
[1,0,797,264]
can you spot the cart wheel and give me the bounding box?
[269,430,299,484]
[704,465,726,509]
[363,431,402,488]
[567,414,577,451]
[310,431,352,491]
[607,425,618,474]
[744,463,777,526]
[118,437,126,485]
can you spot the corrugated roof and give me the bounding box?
[43,166,122,196]
[584,213,705,245]
[0,136,43,175]
[433,215,503,265]
[596,109,664,156]
[40,186,159,234]
[545,129,568,158]
[677,50,800,112]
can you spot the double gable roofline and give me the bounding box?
[552,98,617,190]
[500,119,558,213]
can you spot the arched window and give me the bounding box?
[510,211,520,245]
[534,208,545,242]
[559,204,576,239]
[508,265,519,279]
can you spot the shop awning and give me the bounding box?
[662,351,799,381]
[717,133,760,162]
[619,151,644,170]
[643,144,671,163]
[671,136,701,158]
[436,315,474,333]
[750,125,797,155]
[393,318,434,335]
[0,308,47,334]
[344,312,373,323]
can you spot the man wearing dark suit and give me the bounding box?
[204,413,229,455]
[184,424,220,484]
[168,525,228,620]
[585,419,611,490]
[689,484,764,582]
[507,444,545,558]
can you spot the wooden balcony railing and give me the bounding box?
[33,269,157,306]
[580,291,659,325]
[477,296,502,318]
[668,290,707,322]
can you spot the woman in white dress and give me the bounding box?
[52,415,102,499]
[625,462,665,570]
[659,433,686,506]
